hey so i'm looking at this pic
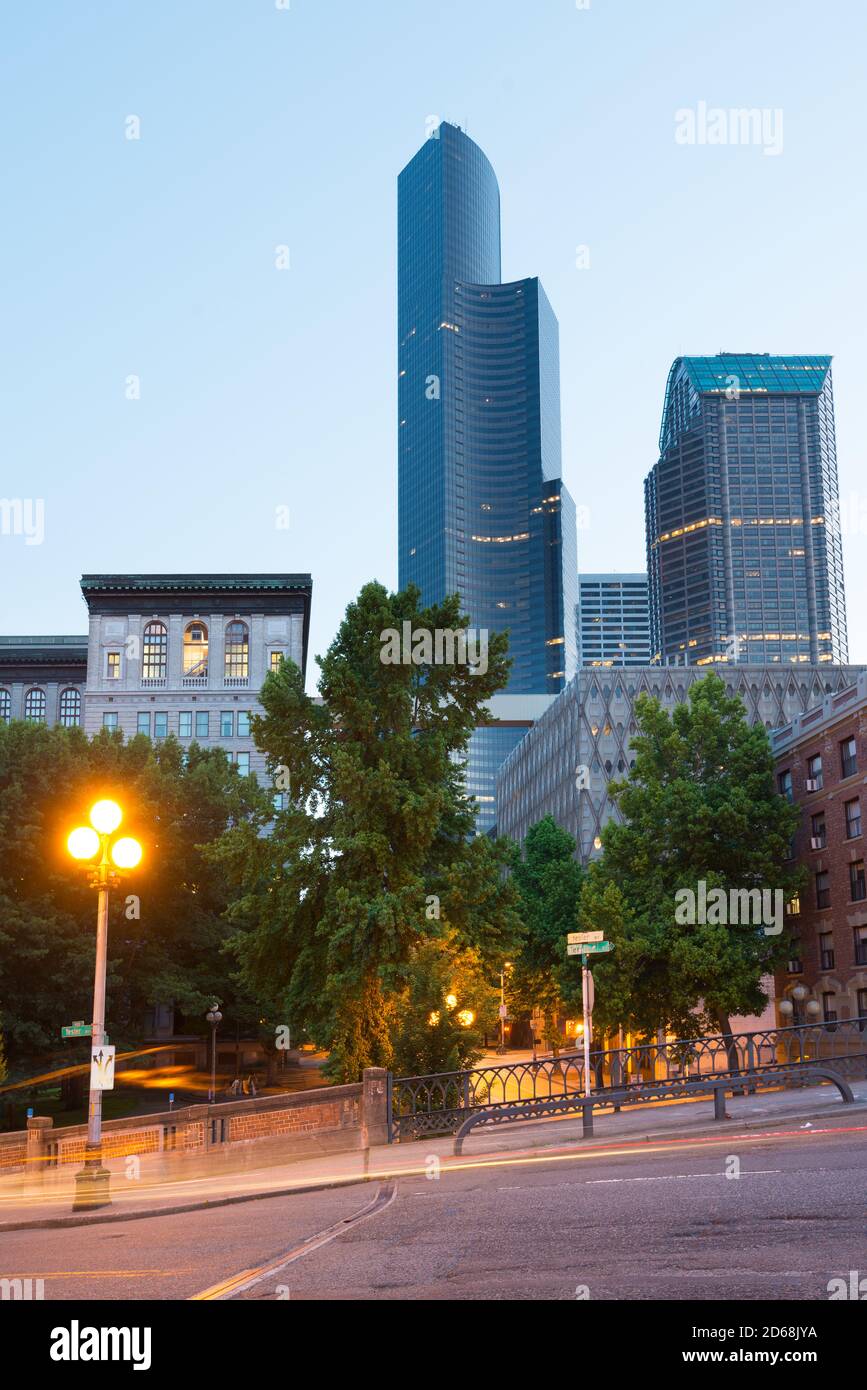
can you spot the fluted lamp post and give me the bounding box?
[67,799,142,1211]
[206,1005,223,1103]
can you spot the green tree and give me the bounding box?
[389,935,491,1077]
[212,581,523,1082]
[0,719,267,1076]
[508,816,585,1054]
[581,672,803,1040]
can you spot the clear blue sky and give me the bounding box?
[3,0,865,687]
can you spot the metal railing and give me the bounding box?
[387,1016,867,1140]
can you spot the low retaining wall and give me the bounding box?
[0,1068,389,1184]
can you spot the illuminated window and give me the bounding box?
[269,650,283,673]
[24,688,46,723]
[183,622,209,678]
[142,622,167,681]
[59,688,81,727]
[106,651,121,680]
[225,622,249,680]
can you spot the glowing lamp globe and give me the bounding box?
[111,836,142,870]
[90,800,122,835]
[68,826,100,860]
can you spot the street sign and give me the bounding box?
[90,1045,116,1092]
[567,940,612,956]
[61,1022,92,1038]
[567,931,604,944]
[498,1004,508,1019]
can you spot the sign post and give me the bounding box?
[566,934,613,1099]
[581,960,592,1097]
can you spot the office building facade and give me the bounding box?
[772,673,867,1025]
[0,574,312,788]
[398,121,577,832]
[0,635,88,727]
[577,573,651,667]
[645,354,848,668]
[497,663,864,864]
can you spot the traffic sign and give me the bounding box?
[90,1045,116,1092]
[567,940,612,956]
[567,931,604,944]
[61,1022,92,1038]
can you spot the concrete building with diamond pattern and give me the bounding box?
[497,663,865,863]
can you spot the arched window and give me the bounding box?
[24,688,46,723]
[224,621,249,681]
[142,622,167,681]
[183,621,209,679]
[0,689,10,724]
[59,688,81,727]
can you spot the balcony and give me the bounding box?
[141,677,166,688]
[182,676,209,688]
[224,677,249,688]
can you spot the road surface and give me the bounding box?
[2,1119,864,1301]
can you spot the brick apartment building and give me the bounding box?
[773,673,867,1025]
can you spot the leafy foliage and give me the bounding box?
[508,816,585,1050]
[0,720,268,1075]
[212,581,523,1081]
[580,673,803,1038]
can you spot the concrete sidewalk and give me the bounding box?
[2,1076,865,1231]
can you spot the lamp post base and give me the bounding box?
[72,1159,111,1212]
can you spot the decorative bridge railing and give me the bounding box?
[386,1017,867,1141]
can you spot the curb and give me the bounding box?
[3,1098,865,1232]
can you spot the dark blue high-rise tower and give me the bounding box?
[398,122,577,833]
[645,354,848,668]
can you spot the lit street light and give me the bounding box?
[66,798,142,1211]
[497,962,512,1055]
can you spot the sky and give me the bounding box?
[2,0,865,690]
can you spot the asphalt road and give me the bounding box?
[3,1119,865,1301]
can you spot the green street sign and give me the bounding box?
[566,941,612,956]
[61,1022,93,1038]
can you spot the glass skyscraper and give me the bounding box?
[645,354,848,667]
[577,573,651,667]
[398,122,577,832]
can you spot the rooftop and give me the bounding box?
[678,354,831,396]
[80,574,312,594]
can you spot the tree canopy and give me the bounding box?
[580,672,803,1039]
[211,581,523,1081]
[0,719,268,1077]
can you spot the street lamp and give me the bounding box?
[66,798,142,1211]
[206,1005,223,1103]
[497,962,513,1055]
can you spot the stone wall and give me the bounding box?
[0,1076,381,1182]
